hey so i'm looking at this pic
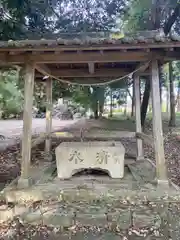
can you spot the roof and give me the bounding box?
[0,30,180,85]
[0,30,180,49]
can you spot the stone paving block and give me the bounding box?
[43,213,74,227]
[21,210,43,225]
[76,204,107,214]
[13,204,29,216]
[107,208,131,230]
[0,207,14,223]
[76,213,107,226]
[75,203,108,226]
[168,203,180,240]
[4,189,44,203]
[132,209,161,229]
[129,236,164,240]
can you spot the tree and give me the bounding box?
[169,62,176,127]
[164,2,180,35]
[123,0,180,128]
[0,70,23,118]
[172,61,180,112]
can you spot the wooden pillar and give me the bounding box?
[45,78,52,159]
[18,63,35,188]
[151,60,168,185]
[134,74,143,160]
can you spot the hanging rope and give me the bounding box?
[38,60,151,87]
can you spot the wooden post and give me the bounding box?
[45,78,52,159]
[134,74,143,160]
[151,60,168,185]
[18,63,35,188]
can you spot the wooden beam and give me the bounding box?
[2,51,157,64]
[18,63,35,188]
[136,132,153,147]
[88,62,95,74]
[151,60,168,185]
[35,68,151,78]
[35,64,51,76]
[134,75,144,160]
[135,61,150,74]
[45,78,53,159]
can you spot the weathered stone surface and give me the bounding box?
[59,232,123,240]
[0,204,30,223]
[107,208,131,230]
[4,188,44,203]
[76,213,107,226]
[13,205,29,216]
[127,159,156,183]
[169,203,180,240]
[133,209,161,229]
[17,177,33,189]
[43,213,74,227]
[76,204,107,226]
[0,207,14,223]
[55,141,125,179]
[22,210,42,225]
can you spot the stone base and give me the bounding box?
[157,180,169,189]
[55,141,125,179]
[18,177,33,189]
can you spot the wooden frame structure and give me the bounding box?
[1,31,180,187]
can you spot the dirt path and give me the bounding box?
[0,118,79,151]
[0,118,78,138]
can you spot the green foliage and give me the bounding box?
[117,99,126,106]
[71,86,92,109]
[123,0,180,33]
[0,70,23,118]
[109,78,129,89]
[163,61,180,89]
[123,0,152,32]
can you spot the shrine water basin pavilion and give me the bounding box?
[0,30,180,188]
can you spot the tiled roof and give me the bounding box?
[0,30,180,48]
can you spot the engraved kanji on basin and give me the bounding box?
[68,150,84,164]
[96,151,109,164]
[55,141,125,179]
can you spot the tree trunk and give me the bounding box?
[110,90,113,117]
[166,74,170,116]
[166,87,169,115]
[92,87,99,119]
[141,77,151,127]
[169,62,176,127]
[159,65,163,104]
[164,4,180,35]
[99,88,105,118]
[99,103,103,118]
[176,81,180,112]
[131,81,135,117]
[124,91,128,116]
[94,102,99,119]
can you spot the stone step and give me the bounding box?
[1,200,180,239]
